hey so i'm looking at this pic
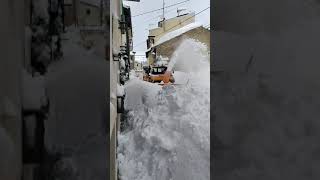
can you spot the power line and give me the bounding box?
[132,0,190,17]
[133,40,147,48]
[132,5,183,29]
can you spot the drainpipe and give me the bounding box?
[125,24,130,73]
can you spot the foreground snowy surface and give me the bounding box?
[117,39,210,180]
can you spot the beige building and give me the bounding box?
[146,13,210,66]
[149,12,196,43]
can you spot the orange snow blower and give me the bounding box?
[143,65,175,85]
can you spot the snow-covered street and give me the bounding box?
[117,39,210,180]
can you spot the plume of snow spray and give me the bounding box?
[168,38,209,73]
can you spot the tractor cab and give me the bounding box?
[151,66,167,75]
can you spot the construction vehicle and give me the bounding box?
[143,65,175,84]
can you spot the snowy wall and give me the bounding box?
[0,0,25,179]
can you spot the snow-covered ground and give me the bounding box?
[117,39,210,180]
[44,27,108,180]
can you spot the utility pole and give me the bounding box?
[162,0,165,21]
[162,0,165,30]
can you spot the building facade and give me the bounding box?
[109,0,136,179]
[149,12,195,42]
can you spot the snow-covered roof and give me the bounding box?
[122,1,132,7]
[145,22,203,54]
[122,3,130,9]
[155,22,202,46]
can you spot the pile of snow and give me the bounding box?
[118,39,210,180]
[117,84,125,96]
[124,79,161,111]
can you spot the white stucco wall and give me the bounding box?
[0,0,24,179]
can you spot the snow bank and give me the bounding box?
[118,39,210,180]
[124,78,161,111]
[117,84,125,96]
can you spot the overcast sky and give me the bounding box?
[124,0,210,62]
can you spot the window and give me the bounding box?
[86,9,91,15]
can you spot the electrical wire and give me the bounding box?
[133,40,147,48]
[132,5,183,29]
[132,0,190,17]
